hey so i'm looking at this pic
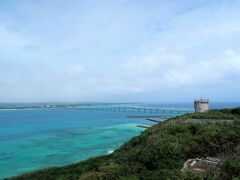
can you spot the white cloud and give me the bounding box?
[163,50,240,87]
[66,64,85,76]
[107,49,240,92]
[121,48,184,76]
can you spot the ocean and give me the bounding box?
[0,102,239,179]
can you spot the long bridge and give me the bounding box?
[60,105,193,115]
[0,103,194,115]
[61,106,193,128]
[0,103,194,129]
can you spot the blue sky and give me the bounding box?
[0,0,240,102]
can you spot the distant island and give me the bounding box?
[0,103,103,110]
[7,107,240,180]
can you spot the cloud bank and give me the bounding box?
[0,0,240,102]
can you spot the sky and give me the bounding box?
[0,0,240,103]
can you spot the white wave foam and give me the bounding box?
[108,150,114,154]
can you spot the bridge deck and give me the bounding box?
[65,106,193,114]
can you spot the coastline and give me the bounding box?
[6,107,240,179]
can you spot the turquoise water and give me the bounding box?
[0,108,170,179]
[1,102,239,179]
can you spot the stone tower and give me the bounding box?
[194,99,209,113]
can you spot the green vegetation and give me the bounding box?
[7,108,240,180]
[180,107,240,120]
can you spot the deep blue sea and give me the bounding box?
[0,102,239,179]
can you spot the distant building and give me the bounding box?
[194,99,209,113]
